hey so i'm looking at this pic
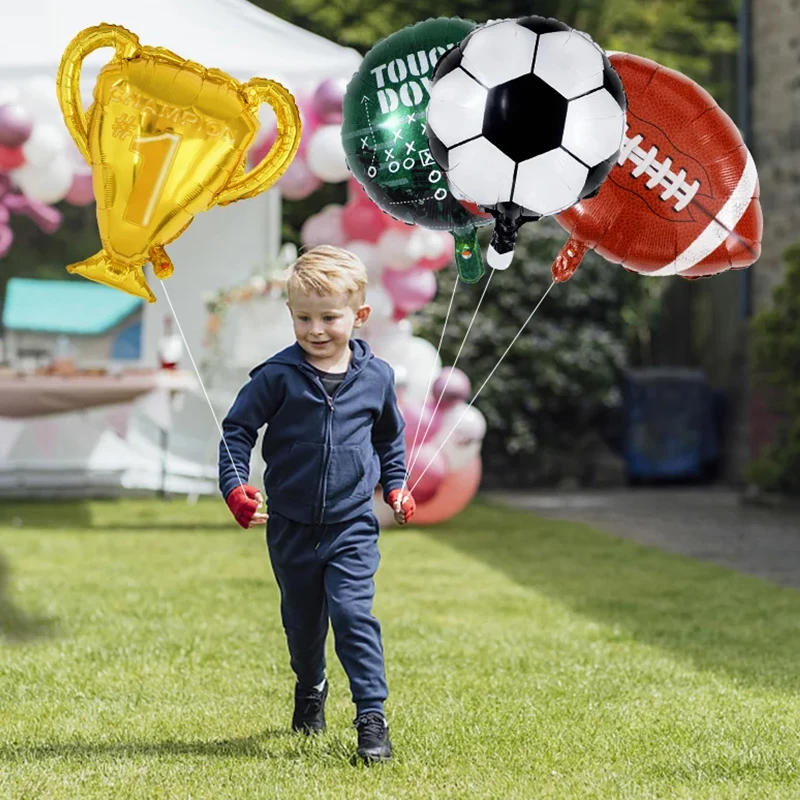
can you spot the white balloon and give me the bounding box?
[346,240,382,281]
[365,317,412,356]
[300,203,346,248]
[365,284,394,323]
[368,330,401,363]
[13,156,73,204]
[392,363,408,391]
[22,123,66,167]
[0,85,21,107]
[17,77,65,124]
[435,403,487,470]
[306,124,350,183]
[376,335,441,405]
[396,318,412,337]
[414,228,450,260]
[377,228,417,271]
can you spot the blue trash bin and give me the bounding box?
[622,368,720,482]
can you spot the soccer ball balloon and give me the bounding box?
[426,16,627,268]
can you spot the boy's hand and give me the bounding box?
[226,484,268,529]
[387,488,416,525]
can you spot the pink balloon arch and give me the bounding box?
[373,457,482,528]
[0,89,101,258]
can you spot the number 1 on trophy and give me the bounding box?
[124,132,182,228]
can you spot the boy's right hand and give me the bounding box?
[226,484,268,529]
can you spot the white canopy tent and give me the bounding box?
[0,0,361,496]
[0,0,361,89]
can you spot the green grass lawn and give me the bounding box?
[2,498,800,799]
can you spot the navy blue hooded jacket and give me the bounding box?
[218,338,407,525]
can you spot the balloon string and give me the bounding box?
[160,281,247,494]
[402,275,459,490]
[409,280,556,497]
[405,267,495,484]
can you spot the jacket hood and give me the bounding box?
[250,338,374,377]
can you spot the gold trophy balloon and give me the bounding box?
[57,24,301,302]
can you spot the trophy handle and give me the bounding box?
[215,79,302,206]
[56,24,140,164]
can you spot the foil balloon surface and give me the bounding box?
[57,24,301,302]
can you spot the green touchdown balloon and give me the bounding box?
[342,17,490,283]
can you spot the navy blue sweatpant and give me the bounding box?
[266,510,387,716]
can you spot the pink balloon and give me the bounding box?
[313,78,347,124]
[298,96,322,156]
[279,157,322,201]
[433,367,472,409]
[300,204,347,248]
[385,215,416,233]
[382,266,437,314]
[413,457,482,525]
[346,239,381,278]
[0,144,25,170]
[64,172,95,206]
[342,197,390,243]
[401,400,442,448]
[348,177,369,205]
[347,178,417,233]
[4,192,62,233]
[418,251,453,271]
[0,223,12,258]
[251,95,319,163]
[252,98,319,165]
[407,443,447,504]
[0,104,33,148]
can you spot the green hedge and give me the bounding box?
[748,243,800,495]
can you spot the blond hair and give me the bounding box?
[285,245,368,307]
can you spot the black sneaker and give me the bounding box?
[292,681,327,734]
[354,712,392,762]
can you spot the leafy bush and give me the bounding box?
[748,243,800,494]
[415,218,663,487]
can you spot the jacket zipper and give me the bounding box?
[302,365,357,525]
[317,387,334,524]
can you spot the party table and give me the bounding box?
[0,369,195,419]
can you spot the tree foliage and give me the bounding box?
[252,0,739,93]
[415,220,657,485]
[747,244,800,495]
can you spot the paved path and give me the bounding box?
[484,488,800,588]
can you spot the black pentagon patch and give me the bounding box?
[433,45,464,82]
[483,73,568,163]
[581,155,616,199]
[516,16,570,35]
[426,124,450,171]
[602,62,627,112]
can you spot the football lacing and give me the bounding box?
[617,126,700,212]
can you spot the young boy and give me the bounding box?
[218,245,416,763]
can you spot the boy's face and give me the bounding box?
[287,290,370,363]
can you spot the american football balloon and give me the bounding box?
[553,52,762,281]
